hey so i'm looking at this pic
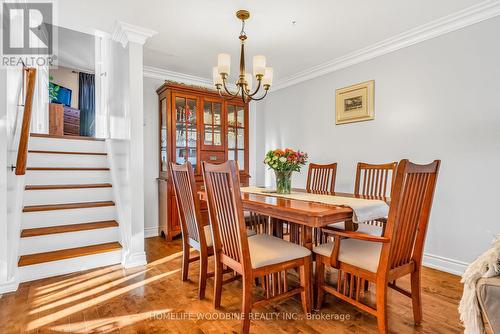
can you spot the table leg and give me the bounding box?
[271,218,284,238]
[344,219,358,232]
[302,226,313,250]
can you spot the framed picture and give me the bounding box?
[335,80,374,125]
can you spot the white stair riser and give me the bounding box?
[26,170,111,185]
[29,137,106,153]
[18,250,122,282]
[22,206,117,229]
[20,227,120,255]
[27,153,108,168]
[24,187,114,206]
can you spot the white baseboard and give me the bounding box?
[122,251,147,268]
[144,226,160,238]
[423,252,469,276]
[0,277,20,295]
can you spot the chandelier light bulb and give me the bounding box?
[245,72,253,91]
[263,67,274,86]
[217,53,231,75]
[213,66,223,85]
[253,55,266,77]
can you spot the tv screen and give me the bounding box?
[49,82,72,107]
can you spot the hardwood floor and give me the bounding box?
[0,237,465,333]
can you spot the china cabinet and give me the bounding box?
[157,82,250,240]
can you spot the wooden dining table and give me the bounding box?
[199,188,384,250]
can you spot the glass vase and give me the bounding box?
[275,170,292,194]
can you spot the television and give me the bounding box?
[49,82,72,107]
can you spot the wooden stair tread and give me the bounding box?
[27,167,110,171]
[23,201,115,212]
[18,242,122,267]
[28,150,107,156]
[21,220,119,238]
[25,183,112,190]
[30,133,105,141]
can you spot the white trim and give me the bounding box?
[122,251,147,268]
[144,226,160,238]
[423,253,469,276]
[143,66,214,87]
[0,276,19,294]
[111,21,157,47]
[272,0,500,91]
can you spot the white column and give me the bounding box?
[112,21,156,268]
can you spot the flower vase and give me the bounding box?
[275,170,292,194]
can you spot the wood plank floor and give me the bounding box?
[0,237,465,333]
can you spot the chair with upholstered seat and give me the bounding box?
[170,162,256,299]
[327,162,397,236]
[314,159,440,334]
[202,161,312,334]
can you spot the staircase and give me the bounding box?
[18,134,122,282]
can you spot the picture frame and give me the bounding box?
[335,80,374,125]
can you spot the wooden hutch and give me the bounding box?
[157,82,250,240]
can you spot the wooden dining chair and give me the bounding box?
[202,161,312,334]
[171,162,256,299]
[170,162,213,299]
[306,162,338,194]
[314,159,440,334]
[327,162,397,236]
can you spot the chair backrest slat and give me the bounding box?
[306,163,337,195]
[202,161,250,271]
[170,162,204,246]
[382,160,440,271]
[355,162,397,199]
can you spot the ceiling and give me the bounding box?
[56,0,484,82]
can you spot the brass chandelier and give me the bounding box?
[213,10,273,102]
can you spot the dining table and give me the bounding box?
[199,187,389,250]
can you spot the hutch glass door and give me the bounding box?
[175,95,198,172]
[227,104,246,171]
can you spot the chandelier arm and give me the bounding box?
[244,77,262,97]
[246,88,269,101]
[221,76,239,97]
[218,85,241,101]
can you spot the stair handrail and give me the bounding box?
[15,67,37,175]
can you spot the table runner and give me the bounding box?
[240,186,389,224]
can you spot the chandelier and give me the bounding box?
[213,10,273,102]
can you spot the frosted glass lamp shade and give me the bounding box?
[263,67,273,86]
[252,55,266,76]
[213,66,223,85]
[217,53,231,75]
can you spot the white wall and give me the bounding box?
[143,77,162,237]
[255,17,500,274]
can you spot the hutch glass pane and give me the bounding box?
[187,99,196,123]
[228,128,236,149]
[204,125,212,144]
[237,128,245,149]
[213,126,222,145]
[175,97,185,122]
[214,103,222,125]
[228,149,235,161]
[237,150,245,170]
[203,101,212,124]
[160,98,167,172]
[236,106,244,127]
[227,105,235,126]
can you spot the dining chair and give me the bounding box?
[327,162,397,236]
[170,162,213,299]
[170,162,256,299]
[314,159,440,334]
[202,161,312,334]
[306,162,338,195]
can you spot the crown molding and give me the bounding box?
[111,21,157,48]
[143,65,238,91]
[273,0,500,91]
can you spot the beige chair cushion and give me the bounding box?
[248,234,311,269]
[313,239,382,273]
[327,221,383,236]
